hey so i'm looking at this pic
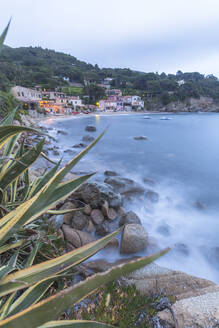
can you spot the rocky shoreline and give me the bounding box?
[21,113,219,327]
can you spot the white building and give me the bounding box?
[11,86,42,102]
[123,96,144,109]
[67,96,83,109]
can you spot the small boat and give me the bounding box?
[160,116,172,120]
[144,116,151,119]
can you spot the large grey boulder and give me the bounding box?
[120,224,148,254]
[119,211,142,226]
[104,177,145,197]
[73,182,122,209]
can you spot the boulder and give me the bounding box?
[83,204,92,215]
[107,208,117,221]
[104,237,119,249]
[104,177,145,197]
[72,143,87,148]
[57,130,68,135]
[73,182,122,209]
[122,262,217,301]
[158,290,219,327]
[104,170,119,177]
[120,224,148,254]
[62,224,95,248]
[82,135,95,142]
[156,223,171,236]
[49,214,64,229]
[101,200,109,217]
[62,202,77,225]
[86,220,95,233]
[95,221,111,236]
[145,190,159,203]
[134,136,148,140]
[64,149,76,156]
[91,209,104,225]
[53,150,60,156]
[143,177,156,186]
[85,125,96,132]
[119,211,142,226]
[71,211,88,230]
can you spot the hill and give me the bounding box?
[1,46,219,105]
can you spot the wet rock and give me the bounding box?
[64,149,76,156]
[91,209,104,225]
[86,220,95,233]
[119,211,142,226]
[101,200,109,217]
[71,211,88,230]
[85,125,96,132]
[53,149,60,156]
[174,243,190,256]
[193,200,205,210]
[107,208,117,221]
[117,207,125,218]
[104,177,145,197]
[145,190,159,203]
[143,177,156,186]
[120,224,148,254]
[156,223,171,236]
[134,136,148,140]
[57,130,68,135]
[62,224,95,248]
[73,182,122,209]
[72,143,87,148]
[104,170,119,177]
[83,204,92,215]
[85,259,112,273]
[95,221,111,236]
[104,237,119,249]
[82,135,95,142]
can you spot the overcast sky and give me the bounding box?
[1,0,219,76]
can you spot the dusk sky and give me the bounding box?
[1,0,219,76]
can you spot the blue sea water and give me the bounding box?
[44,113,219,283]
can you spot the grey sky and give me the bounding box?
[1,0,219,76]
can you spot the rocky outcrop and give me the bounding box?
[121,262,219,327]
[119,211,142,226]
[104,177,145,197]
[73,182,122,209]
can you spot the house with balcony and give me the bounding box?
[123,95,144,110]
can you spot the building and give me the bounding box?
[11,86,42,109]
[123,95,144,109]
[67,96,83,109]
[106,89,122,97]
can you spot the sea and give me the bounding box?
[42,112,219,283]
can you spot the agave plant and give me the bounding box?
[0,22,169,328]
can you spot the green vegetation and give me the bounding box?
[71,282,160,327]
[1,45,219,106]
[61,86,84,96]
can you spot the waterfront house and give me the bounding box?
[67,96,83,109]
[11,86,42,109]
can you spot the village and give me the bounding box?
[11,78,145,115]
